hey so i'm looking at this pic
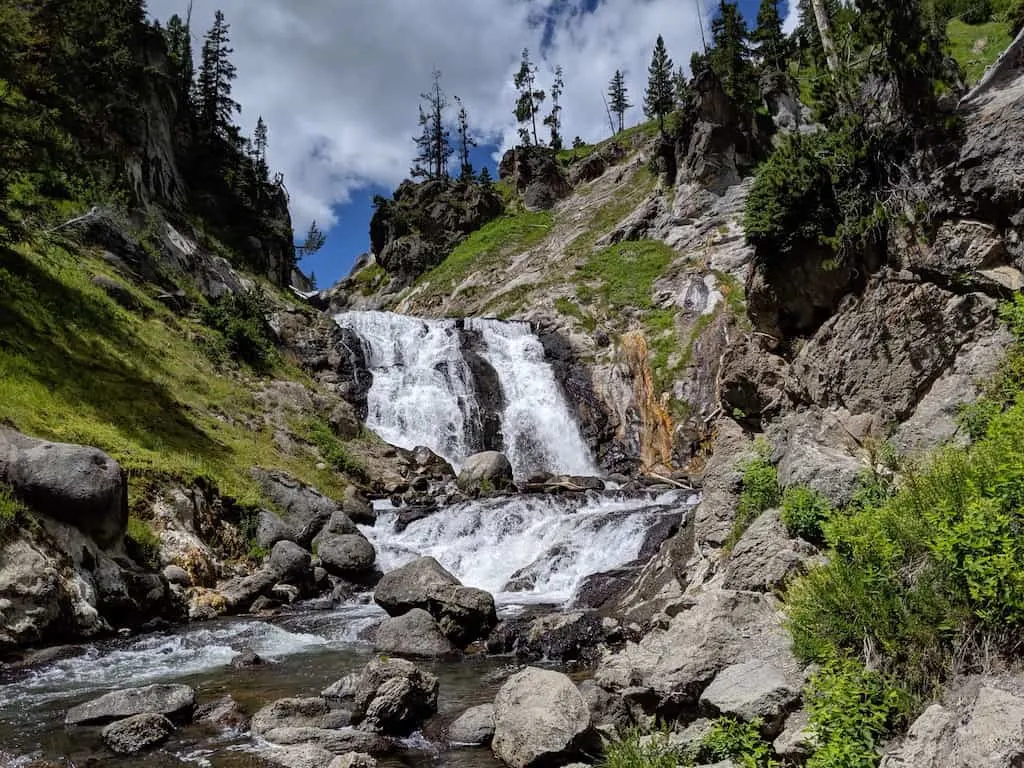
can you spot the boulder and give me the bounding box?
[373,608,457,657]
[499,146,571,210]
[322,673,360,700]
[0,428,128,547]
[101,713,175,755]
[448,703,496,745]
[65,684,196,726]
[261,744,337,768]
[251,469,339,548]
[350,657,439,736]
[373,556,497,646]
[251,697,348,736]
[162,565,191,587]
[773,708,815,763]
[724,509,818,593]
[219,540,313,612]
[0,538,75,651]
[699,659,802,737]
[486,611,606,664]
[317,525,376,578]
[269,539,314,583]
[329,754,378,768]
[194,694,249,731]
[457,451,514,493]
[342,487,375,525]
[492,667,593,768]
[261,726,388,755]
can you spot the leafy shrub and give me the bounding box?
[600,729,681,768]
[781,485,834,543]
[805,658,909,768]
[200,288,278,372]
[696,718,778,767]
[126,516,161,570]
[304,418,366,480]
[0,484,26,537]
[728,443,781,547]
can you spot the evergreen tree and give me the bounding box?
[298,220,326,257]
[197,10,239,141]
[673,66,690,110]
[454,96,477,180]
[708,1,757,107]
[163,12,194,114]
[513,48,546,145]
[543,65,564,150]
[477,166,493,188]
[252,115,269,181]
[607,69,631,133]
[410,70,452,180]
[643,35,675,133]
[752,0,789,71]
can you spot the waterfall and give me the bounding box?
[335,310,597,477]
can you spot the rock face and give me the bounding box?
[373,608,457,657]
[0,538,75,650]
[0,428,128,547]
[456,451,514,493]
[373,556,497,645]
[101,713,175,755]
[499,146,570,210]
[65,684,196,726]
[449,703,496,745]
[350,657,439,736]
[491,667,593,768]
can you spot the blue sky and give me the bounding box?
[150,0,793,288]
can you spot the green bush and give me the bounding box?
[125,516,161,570]
[600,729,681,768]
[696,718,778,767]
[805,658,909,768]
[200,288,278,372]
[781,485,834,543]
[0,484,26,536]
[728,444,781,547]
[304,418,366,480]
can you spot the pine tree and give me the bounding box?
[196,10,239,141]
[643,35,675,133]
[708,1,757,107]
[410,70,452,180]
[608,69,631,133]
[673,66,691,110]
[477,166,493,189]
[163,12,194,114]
[252,115,268,181]
[752,0,789,71]
[543,65,564,150]
[514,48,546,146]
[298,220,327,256]
[454,96,477,180]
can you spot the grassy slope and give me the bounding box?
[0,238,352,515]
[948,19,1013,83]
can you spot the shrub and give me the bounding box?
[728,443,781,547]
[781,485,834,543]
[0,484,26,537]
[805,657,909,768]
[600,729,681,768]
[125,516,161,570]
[696,718,778,767]
[304,418,366,480]
[200,287,278,372]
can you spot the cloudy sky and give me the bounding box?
[148,0,798,285]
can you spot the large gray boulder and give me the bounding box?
[373,556,497,646]
[260,726,388,755]
[350,657,439,736]
[315,512,375,577]
[101,713,175,755]
[374,608,457,658]
[251,469,339,549]
[456,451,514,494]
[491,667,593,768]
[724,509,817,593]
[699,659,802,737]
[448,703,495,745]
[251,697,348,736]
[65,684,196,726]
[261,744,337,768]
[0,538,74,651]
[219,540,313,612]
[0,428,127,547]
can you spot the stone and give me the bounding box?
[261,727,388,755]
[0,538,75,651]
[328,754,378,768]
[318,532,376,577]
[101,713,175,755]
[261,744,337,768]
[374,556,459,615]
[492,667,593,768]
[350,657,439,736]
[322,673,359,700]
[162,565,191,587]
[65,684,196,726]
[499,146,571,210]
[269,540,314,584]
[250,468,339,548]
[773,709,815,763]
[880,703,955,767]
[231,649,264,668]
[456,451,514,493]
[724,509,818,593]
[448,703,495,745]
[699,659,802,737]
[342,487,375,525]
[251,697,349,736]
[0,428,128,547]
[194,694,248,731]
[373,608,457,658]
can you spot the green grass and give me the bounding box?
[577,240,675,310]
[0,239,351,516]
[126,516,161,569]
[0,484,27,538]
[415,210,553,296]
[947,19,1013,83]
[352,263,387,296]
[727,443,781,548]
[554,297,597,331]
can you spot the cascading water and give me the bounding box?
[463,318,597,477]
[334,310,596,477]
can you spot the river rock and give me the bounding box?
[448,703,495,745]
[491,667,594,768]
[456,451,514,493]
[328,753,377,768]
[350,657,439,735]
[262,744,337,768]
[65,683,196,726]
[0,538,75,650]
[318,532,376,578]
[261,726,388,755]
[486,611,606,664]
[194,694,249,731]
[373,556,497,645]
[162,565,191,587]
[322,673,359,700]
[342,487,375,525]
[251,469,340,549]
[0,428,128,547]
[374,608,457,657]
[101,713,175,754]
[251,697,349,735]
[219,540,312,612]
[699,658,801,737]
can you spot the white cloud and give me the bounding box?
[147,0,708,230]
[782,0,802,34]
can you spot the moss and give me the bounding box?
[554,297,597,332]
[125,516,160,569]
[353,263,388,296]
[0,483,26,539]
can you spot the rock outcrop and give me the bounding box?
[499,145,571,210]
[456,451,514,493]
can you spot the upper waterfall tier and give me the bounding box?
[334,310,597,478]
